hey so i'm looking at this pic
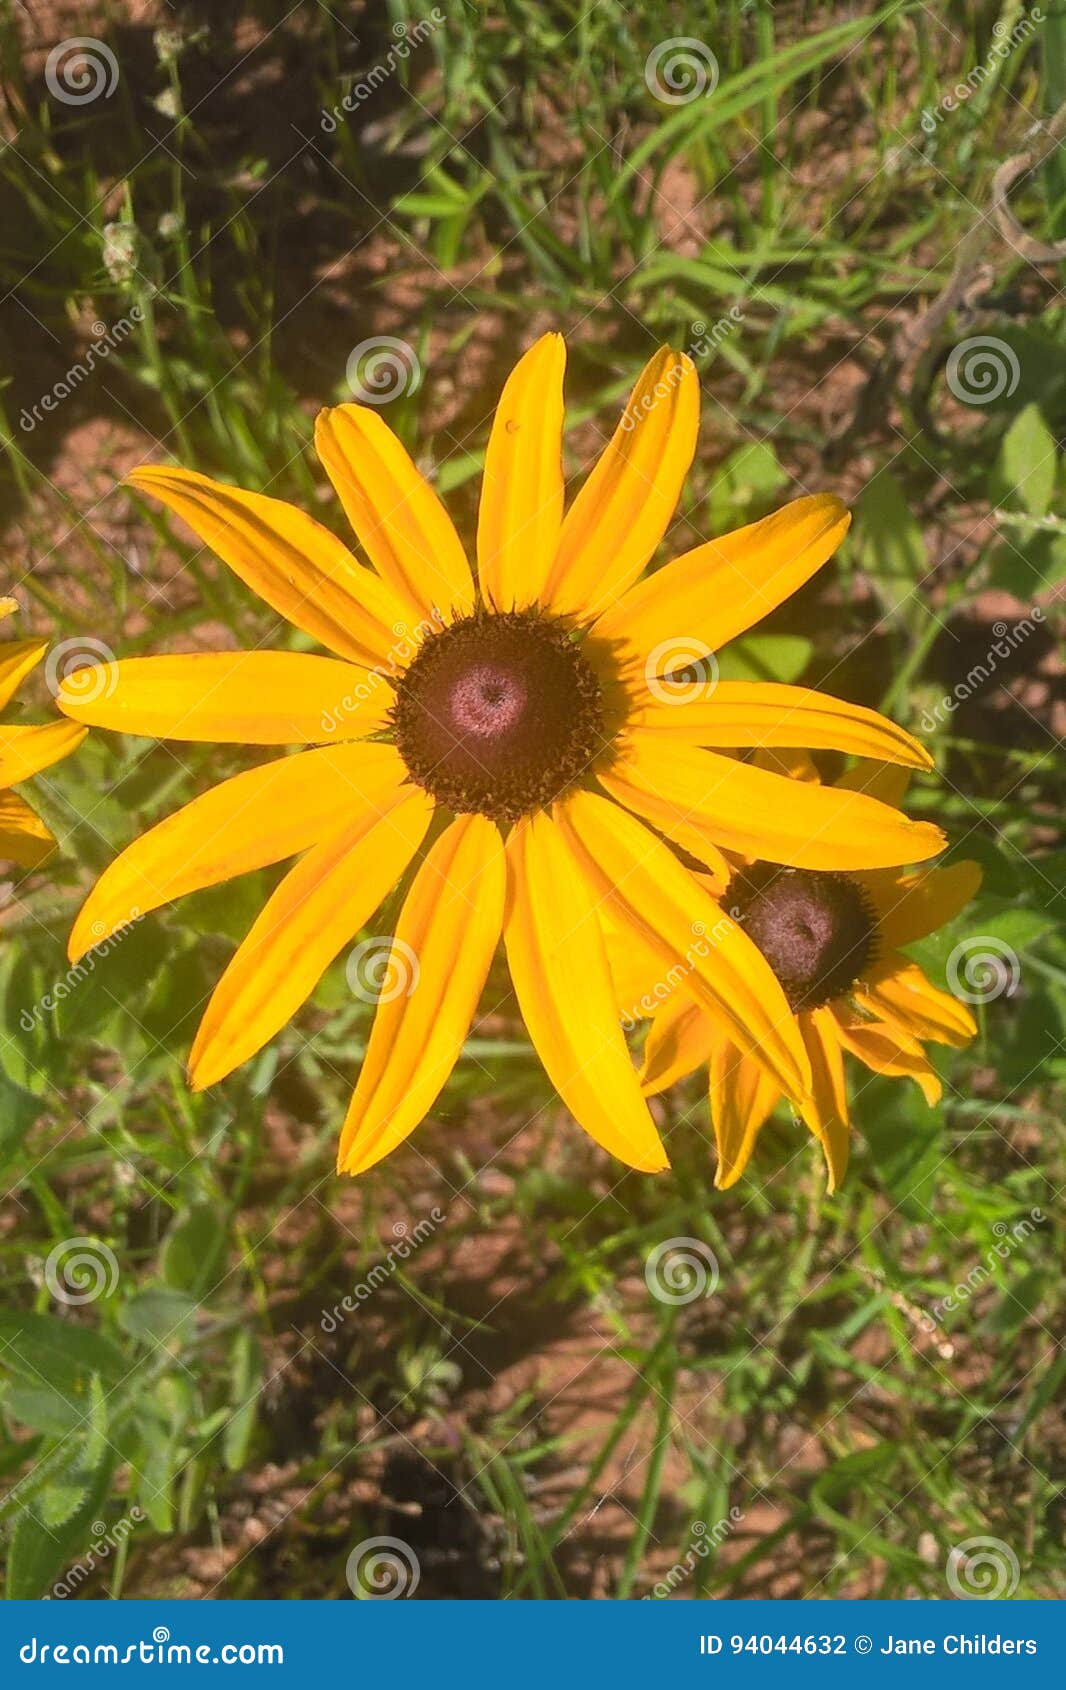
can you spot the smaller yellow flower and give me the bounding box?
[639,757,981,1192]
[0,601,87,866]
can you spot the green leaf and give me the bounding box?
[996,403,1057,517]
[161,1202,227,1297]
[854,473,928,624]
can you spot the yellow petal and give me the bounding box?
[314,403,474,624]
[477,334,566,611]
[856,860,982,949]
[0,790,56,867]
[797,1007,850,1192]
[127,465,408,667]
[68,741,409,962]
[503,809,669,1173]
[834,758,913,806]
[57,651,391,744]
[0,598,18,621]
[752,747,820,783]
[604,909,679,1023]
[0,720,87,788]
[557,789,810,1099]
[640,992,717,1094]
[831,1009,942,1106]
[856,957,977,1047]
[710,1036,782,1190]
[542,348,699,619]
[603,735,946,870]
[338,814,505,1175]
[0,638,47,711]
[594,493,850,666]
[629,681,933,770]
[189,786,433,1089]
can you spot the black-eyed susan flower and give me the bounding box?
[640,758,980,1191]
[0,599,86,866]
[58,337,945,1178]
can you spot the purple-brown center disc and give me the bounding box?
[391,609,605,823]
[729,865,876,1012]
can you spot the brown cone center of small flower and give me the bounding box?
[391,608,605,823]
[730,866,876,1012]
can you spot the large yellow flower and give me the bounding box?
[58,337,945,1177]
[639,758,980,1191]
[0,599,86,866]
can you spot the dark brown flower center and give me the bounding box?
[729,866,876,1012]
[391,608,606,823]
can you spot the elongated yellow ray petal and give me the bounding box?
[797,1007,850,1192]
[338,814,505,1175]
[189,787,433,1089]
[557,789,810,1098]
[595,493,849,666]
[504,809,669,1172]
[58,651,391,744]
[542,348,699,619]
[0,721,87,789]
[477,333,566,612]
[710,1035,783,1190]
[603,736,946,870]
[68,741,409,961]
[315,404,474,624]
[628,681,932,770]
[127,465,409,667]
[0,638,47,712]
[0,790,56,868]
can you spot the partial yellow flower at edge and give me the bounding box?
[0,608,87,869]
[59,335,941,1181]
